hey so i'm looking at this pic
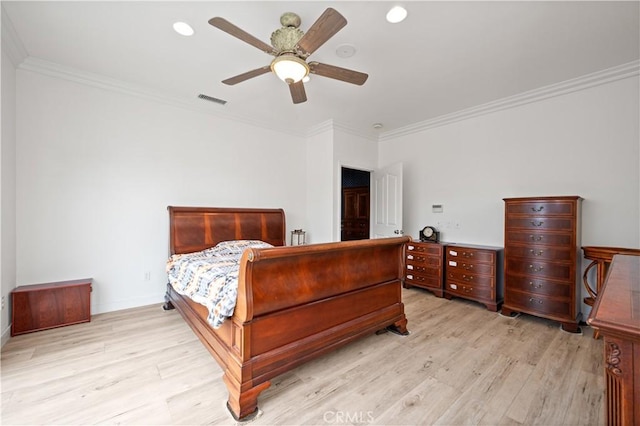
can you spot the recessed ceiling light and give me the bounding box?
[173,22,194,36]
[386,6,407,24]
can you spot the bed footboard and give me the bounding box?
[222,236,410,419]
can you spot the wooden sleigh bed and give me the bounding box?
[163,206,410,420]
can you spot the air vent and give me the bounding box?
[197,94,227,105]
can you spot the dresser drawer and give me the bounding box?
[446,259,495,275]
[505,231,573,247]
[405,273,441,288]
[505,201,576,216]
[406,263,441,276]
[406,243,442,256]
[446,270,494,287]
[505,274,571,298]
[446,281,493,300]
[406,253,441,266]
[506,245,573,262]
[506,259,573,281]
[506,217,575,231]
[505,290,572,317]
[447,247,494,263]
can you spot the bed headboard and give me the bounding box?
[168,206,286,254]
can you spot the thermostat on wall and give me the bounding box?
[432,204,444,213]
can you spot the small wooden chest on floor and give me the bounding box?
[11,278,92,336]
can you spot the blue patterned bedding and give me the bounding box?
[166,240,273,328]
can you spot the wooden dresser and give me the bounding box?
[502,196,582,332]
[444,244,503,311]
[403,241,444,297]
[341,186,369,241]
[11,278,92,336]
[588,254,639,426]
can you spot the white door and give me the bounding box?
[371,162,403,238]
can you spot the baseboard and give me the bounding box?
[1,323,11,347]
[93,293,165,315]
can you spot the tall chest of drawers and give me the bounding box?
[444,244,503,311]
[403,241,444,297]
[502,196,582,332]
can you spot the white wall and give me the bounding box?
[305,126,334,244]
[333,127,378,241]
[380,75,640,316]
[1,48,17,344]
[15,70,307,314]
[303,123,378,243]
[9,56,639,326]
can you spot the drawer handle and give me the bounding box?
[415,266,425,272]
[528,265,544,272]
[462,275,474,282]
[529,249,544,256]
[464,287,473,293]
[531,206,545,212]
[407,274,413,280]
[530,221,544,227]
[407,245,414,250]
[462,264,474,270]
[529,235,543,241]
[529,297,544,304]
[462,252,474,258]
[529,281,543,289]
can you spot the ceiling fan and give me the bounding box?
[209,8,369,104]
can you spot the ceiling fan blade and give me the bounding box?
[296,8,347,56]
[309,62,368,85]
[222,65,272,85]
[289,81,307,104]
[209,17,277,55]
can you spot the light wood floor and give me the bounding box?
[1,288,604,425]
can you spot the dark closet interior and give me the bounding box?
[341,167,371,241]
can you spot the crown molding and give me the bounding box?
[306,119,335,137]
[305,119,378,142]
[332,121,378,142]
[1,6,28,67]
[14,54,639,144]
[379,60,640,142]
[17,56,309,138]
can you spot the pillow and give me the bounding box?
[210,240,273,256]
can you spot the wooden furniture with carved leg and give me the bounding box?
[582,246,640,339]
[582,246,640,306]
[587,254,640,426]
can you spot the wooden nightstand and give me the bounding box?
[444,244,503,311]
[403,241,445,297]
[11,278,92,336]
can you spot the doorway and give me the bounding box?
[341,167,371,241]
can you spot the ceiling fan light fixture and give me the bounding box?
[386,6,408,24]
[271,55,309,84]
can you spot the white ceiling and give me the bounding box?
[3,1,639,136]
